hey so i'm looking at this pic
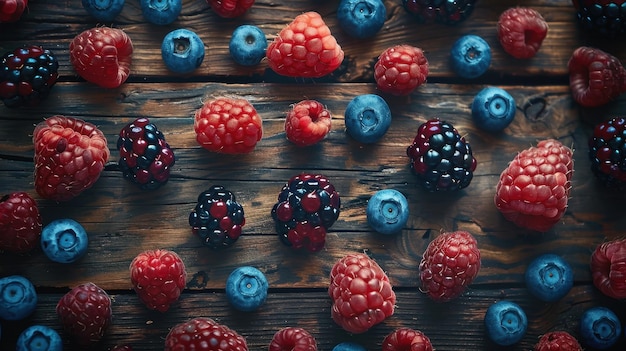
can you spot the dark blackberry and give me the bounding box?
[0,46,59,107]
[589,117,626,188]
[402,0,477,25]
[406,118,477,191]
[117,118,175,190]
[271,173,340,252]
[189,185,245,250]
[573,0,626,37]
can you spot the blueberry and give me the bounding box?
[580,306,621,349]
[229,25,267,66]
[524,253,573,302]
[332,342,367,351]
[450,34,491,79]
[141,0,181,25]
[16,325,63,351]
[471,87,516,132]
[337,0,386,39]
[344,94,391,143]
[161,29,205,74]
[484,300,528,346]
[40,218,89,263]
[0,275,37,321]
[82,0,125,22]
[226,266,268,312]
[366,189,409,235]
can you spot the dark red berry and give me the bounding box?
[589,117,626,188]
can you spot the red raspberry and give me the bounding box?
[497,7,548,59]
[382,328,433,351]
[285,100,332,147]
[207,0,254,18]
[33,115,110,201]
[568,46,626,108]
[129,249,187,312]
[328,253,396,333]
[591,238,626,299]
[0,0,28,23]
[494,139,574,232]
[56,282,112,346]
[194,97,263,154]
[534,331,583,351]
[164,317,248,351]
[419,230,481,302]
[269,327,317,351]
[0,192,41,253]
[69,27,133,89]
[266,11,344,78]
[374,44,429,96]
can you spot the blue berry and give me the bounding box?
[332,342,367,351]
[337,0,386,39]
[471,87,516,132]
[524,253,573,302]
[81,0,125,22]
[366,189,409,235]
[16,325,63,351]
[344,94,391,143]
[0,275,37,321]
[226,266,268,312]
[40,218,89,263]
[484,300,527,346]
[161,29,205,74]
[450,34,491,79]
[229,25,267,66]
[580,306,621,350]
[141,0,181,25]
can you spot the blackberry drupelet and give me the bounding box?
[573,1,626,37]
[589,117,626,188]
[0,46,59,107]
[189,185,245,249]
[407,119,477,191]
[402,0,477,25]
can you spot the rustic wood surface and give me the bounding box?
[1,0,626,350]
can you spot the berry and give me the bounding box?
[207,0,255,18]
[271,173,340,252]
[336,0,386,39]
[450,34,491,79]
[332,342,366,351]
[402,0,477,25]
[419,230,481,302]
[111,346,133,351]
[269,327,317,351]
[117,117,175,190]
[189,185,246,249]
[33,116,110,201]
[573,0,626,37]
[580,306,621,349]
[0,192,42,253]
[0,45,59,107]
[161,28,205,74]
[374,44,428,96]
[589,117,626,188]
[56,282,112,346]
[141,0,181,25]
[129,249,187,312]
[82,0,125,22]
[366,189,409,235]
[194,97,263,154]
[284,100,332,147]
[484,301,528,346]
[344,94,391,144]
[497,7,548,59]
[568,46,626,108]
[0,275,37,321]
[16,325,63,351]
[494,139,574,232]
[328,253,396,333]
[382,328,433,351]
[266,11,344,78]
[471,86,516,132]
[534,331,583,351]
[524,254,573,302]
[226,266,268,312]
[406,118,477,192]
[591,237,626,299]
[164,317,248,351]
[229,24,267,66]
[41,218,89,263]
[69,27,133,88]
[0,0,27,23]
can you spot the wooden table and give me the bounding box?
[2,0,626,350]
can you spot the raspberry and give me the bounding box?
[69,27,133,89]
[129,249,187,312]
[285,100,332,146]
[0,0,28,23]
[591,238,626,299]
[194,97,263,154]
[382,328,433,351]
[117,117,175,190]
[568,46,626,108]
[402,0,476,25]
[271,173,340,252]
[534,331,583,351]
[56,282,112,346]
[494,139,574,232]
[497,7,548,59]
[419,230,481,302]
[0,192,41,253]
[189,185,246,249]
[266,11,344,78]
[164,317,248,351]
[207,0,254,18]
[269,327,317,351]
[573,0,626,37]
[374,44,428,96]
[588,117,626,188]
[328,253,396,333]
[33,115,110,201]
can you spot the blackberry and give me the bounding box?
[0,46,59,107]
[402,0,477,25]
[271,173,340,252]
[189,185,245,249]
[406,118,477,191]
[588,117,626,188]
[573,0,626,37]
[117,118,175,190]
